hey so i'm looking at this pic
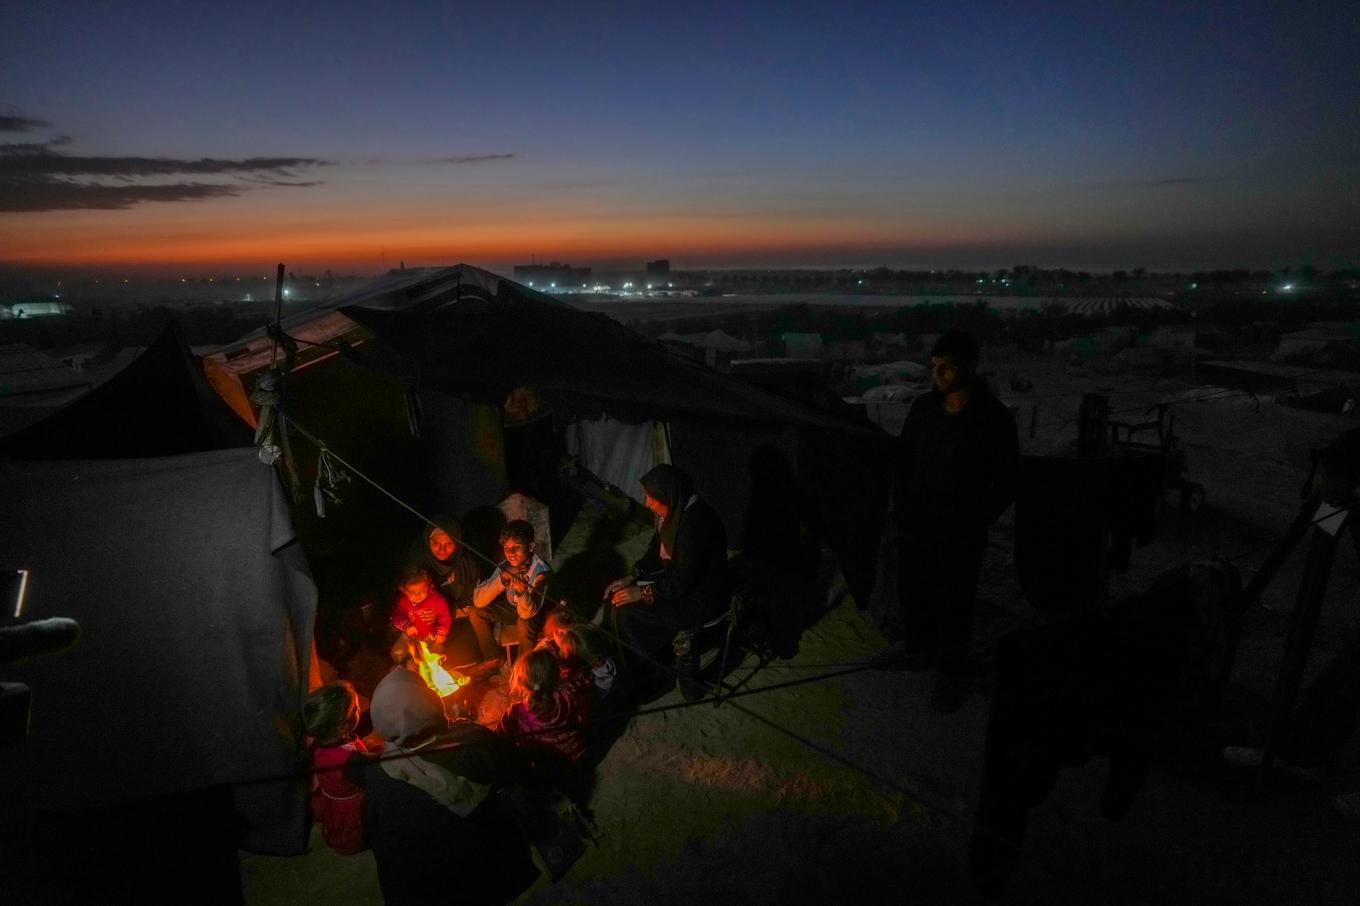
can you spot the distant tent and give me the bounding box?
[0,322,252,459]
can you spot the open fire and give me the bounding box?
[414,640,469,698]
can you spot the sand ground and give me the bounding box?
[241,350,1360,904]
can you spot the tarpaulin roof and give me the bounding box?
[330,265,878,432]
[203,264,892,603]
[0,343,92,398]
[207,264,877,434]
[0,322,252,459]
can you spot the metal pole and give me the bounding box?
[270,262,285,367]
[1259,521,1344,780]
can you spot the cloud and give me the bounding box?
[0,140,331,212]
[1118,177,1212,189]
[1079,176,1216,192]
[0,114,51,133]
[431,153,517,165]
[2,179,241,211]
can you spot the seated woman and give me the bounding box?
[411,516,480,616]
[353,663,536,904]
[606,464,728,698]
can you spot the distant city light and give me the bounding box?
[1281,283,1294,291]
[283,288,291,297]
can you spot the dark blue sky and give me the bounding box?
[2,1,1357,272]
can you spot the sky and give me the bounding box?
[1,0,1358,275]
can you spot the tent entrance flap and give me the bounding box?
[566,416,670,504]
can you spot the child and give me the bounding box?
[497,648,585,767]
[563,623,619,704]
[542,611,592,720]
[535,606,579,657]
[390,565,453,651]
[303,681,376,855]
[470,520,554,661]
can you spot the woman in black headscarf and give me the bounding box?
[411,515,481,612]
[606,464,728,688]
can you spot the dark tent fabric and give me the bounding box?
[340,293,875,431]
[337,276,894,603]
[0,322,253,459]
[204,264,894,604]
[0,449,314,855]
[0,326,314,894]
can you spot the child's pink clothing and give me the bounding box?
[310,737,371,854]
[389,589,453,646]
[498,688,586,764]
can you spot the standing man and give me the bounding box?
[896,330,1019,712]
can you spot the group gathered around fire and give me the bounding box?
[301,330,1023,904]
[302,459,739,903]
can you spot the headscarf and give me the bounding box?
[639,464,695,559]
[369,668,490,816]
[415,514,479,607]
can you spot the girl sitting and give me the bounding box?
[498,648,586,768]
[303,681,376,855]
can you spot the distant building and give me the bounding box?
[826,339,867,362]
[1142,326,1197,351]
[513,262,592,289]
[656,329,751,369]
[1,297,72,319]
[1273,324,1360,361]
[781,332,824,358]
[646,259,670,275]
[870,332,910,356]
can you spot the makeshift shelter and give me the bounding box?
[203,265,895,609]
[0,324,315,902]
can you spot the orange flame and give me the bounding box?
[415,640,468,697]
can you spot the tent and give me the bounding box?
[202,265,895,606]
[0,324,315,902]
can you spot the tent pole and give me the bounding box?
[270,263,285,367]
